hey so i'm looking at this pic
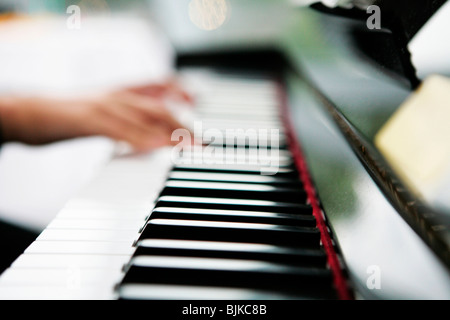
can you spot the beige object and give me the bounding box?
[375,75,450,202]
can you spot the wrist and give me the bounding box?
[0,96,30,143]
[0,97,14,143]
[0,103,2,145]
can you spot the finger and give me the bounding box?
[99,100,163,137]
[88,102,174,151]
[125,79,194,104]
[125,83,167,96]
[163,78,195,104]
[113,91,188,133]
[110,101,182,149]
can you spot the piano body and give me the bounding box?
[0,0,449,300]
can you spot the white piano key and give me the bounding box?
[25,241,136,255]
[165,180,278,191]
[11,254,130,269]
[174,163,292,173]
[63,198,152,211]
[204,80,277,89]
[207,79,277,90]
[206,83,277,91]
[119,284,297,300]
[213,83,277,90]
[197,113,275,122]
[197,105,279,115]
[36,229,139,242]
[200,121,283,130]
[196,103,277,111]
[138,239,282,253]
[148,218,287,231]
[201,136,286,146]
[119,284,295,300]
[176,152,290,166]
[0,268,123,287]
[0,286,116,300]
[83,180,164,189]
[168,172,293,183]
[55,209,149,220]
[69,195,156,207]
[130,255,274,271]
[200,96,278,104]
[47,219,145,230]
[158,196,279,207]
[201,124,285,132]
[150,207,302,221]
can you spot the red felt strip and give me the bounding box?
[278,84,353,300]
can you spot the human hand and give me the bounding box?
[0,81,193,152]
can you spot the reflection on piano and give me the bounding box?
[0,0,449,300]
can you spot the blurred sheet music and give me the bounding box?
[376,75,450,214]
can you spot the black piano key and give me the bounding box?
[121,256,335,298]
[138,219,321,248]
[207,141,288,150]
[206,140,288,150]
[176,154,293,169]
[196,110,278,121]
[155,196,313,215]
[160,181,307,204]
[150,207,316,227]
[174,155,293,168]
[200,123,286,135]
[200,117,283,128]
[196,100,280,110]
[167,171,303,187]
[199,124,285,136]
[172,164,297,177]
[133,239,327,267]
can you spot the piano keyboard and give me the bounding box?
[0,69,350,300]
